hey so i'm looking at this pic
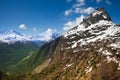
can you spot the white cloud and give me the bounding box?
[106,0,111,5]
[63,15,85,31]
[19,24,27,29]
[73,0,85,7]
[72,3,84,8]
[33,27,36,31]
[53,29,57,32]
[75,7,95,14]
[65,7,95,16]
[39,28,57,41]
[76,0,84,3]
[65,9,72,16]
[67,0,72,2]
[63,21,75,31]
[96,0,102,3]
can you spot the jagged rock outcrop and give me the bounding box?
[81,7,111,27]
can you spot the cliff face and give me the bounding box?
[21,8,120,80]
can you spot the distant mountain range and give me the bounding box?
[0,30,59,44]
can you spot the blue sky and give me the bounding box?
[0,0,120,36]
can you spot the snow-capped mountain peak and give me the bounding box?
[0,30,29,44]
[79,7,112,28]
[0,30,59,44]
[6,30,23,36]
[92,8,111,21]
[63,8,120,47]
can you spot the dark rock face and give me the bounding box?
[81,7,111,27]
[96,7,111,20]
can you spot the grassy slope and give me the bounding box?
[0,41,38,73]
[10,38,60,75]
[9,43,49,75]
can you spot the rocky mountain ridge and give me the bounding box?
[29,8,120,80]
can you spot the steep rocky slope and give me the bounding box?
[25,8,120,80]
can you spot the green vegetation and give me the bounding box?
[12,37,60,75]
[8,43,49,75]
[0,42,38,73]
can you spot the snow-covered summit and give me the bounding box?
[0,30,29,44]
[0,30,59,44]
[63,8,120,46]
[82,7,111,26]
[91,7,111,21]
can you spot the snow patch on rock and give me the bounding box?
[72,42,77,48]
[64,63,74,69]
[85,66,93,73]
